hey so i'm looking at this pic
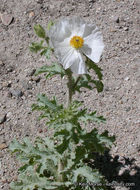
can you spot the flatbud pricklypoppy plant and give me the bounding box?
[9,17,115,190]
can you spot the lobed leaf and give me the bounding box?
[79,111,106,124]
[29,41,44,53]
[34,24,46,39]
[73,166,102,184]
[86,57,103,80]
[35,62,66,78]
[36,94,63,111]
[75,74,104,93]
[97,130,115,148]
[40,47,52,59]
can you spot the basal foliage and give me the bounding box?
[9,23,115,190]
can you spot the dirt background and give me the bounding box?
[0,0,140,190]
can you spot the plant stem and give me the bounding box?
[57,159,64,182]
[73,75,81,89]
[66,69,73,107]
[66,70,81,107]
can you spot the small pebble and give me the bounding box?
[0,13,14,26]
[29,11,35,18]
[104,86,110,91]
[6,112,12,121]
[31,76,41,83]
[0,143,7,150]
[125,107,131,112]
[2,82,8,88]
[2,81,11,88]
[113,16,120,23]
[88,0,94,3]
[26,69,36,77]
[38,129,43,133]
[10,89,23,98]
[0,114,6,124]
[124,76,130,81]
[116,86,120,90]
[37,0,44,4]
[124,27,129,31]
[0,60,4,66]
[22,81,32,90]
[6,66,14,72]
[7,91,12,98]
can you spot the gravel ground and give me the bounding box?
[0,0,140,190]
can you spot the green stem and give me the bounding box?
[57,158,64,182]
[66,69,73,107]
[66,70,81,107]
[73,75,81,89]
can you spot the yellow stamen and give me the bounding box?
[70,36,84,49]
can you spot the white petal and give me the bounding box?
[68,16,86,36]
[83,27,104,63]
[49,17,86,44]
[81,44,92,56]
[52,38,77,70]
[54,38,70,57]
[82,24,97,38]
[53,43,72,69]
[70,52,87,74]
[61,48,76,69]
[49,18,71,44]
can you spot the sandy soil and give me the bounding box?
[0,0,140,190]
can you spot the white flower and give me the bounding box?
[49,17,104,74]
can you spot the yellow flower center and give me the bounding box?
[70,36,84,49]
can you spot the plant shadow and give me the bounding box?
[92,151,140,190]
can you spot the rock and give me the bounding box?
[0,143,7,150]
[6,66,14,72]
[31,76,41,83]
[124,27,129,31]
[113,146,118,153]
[116,86,120,90]
[83,13,90,17]
[26,69,36,77]
[2,82,9,88]
[22,80,32,90]
[124,76,130,81]
[8,81,12,87]
[38,129,43,133]
[7,91,12,97]
[10,89,23,98]
[36,0,44,4]
[113,16,120,23]
[6,112,12,121]
[104,86,110,91]
[0,114,6,124]
[2,81,11,88]
[0,13,14,26]
[29,11,35,18]
[125,107,131,112]
[0,60,4,66]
